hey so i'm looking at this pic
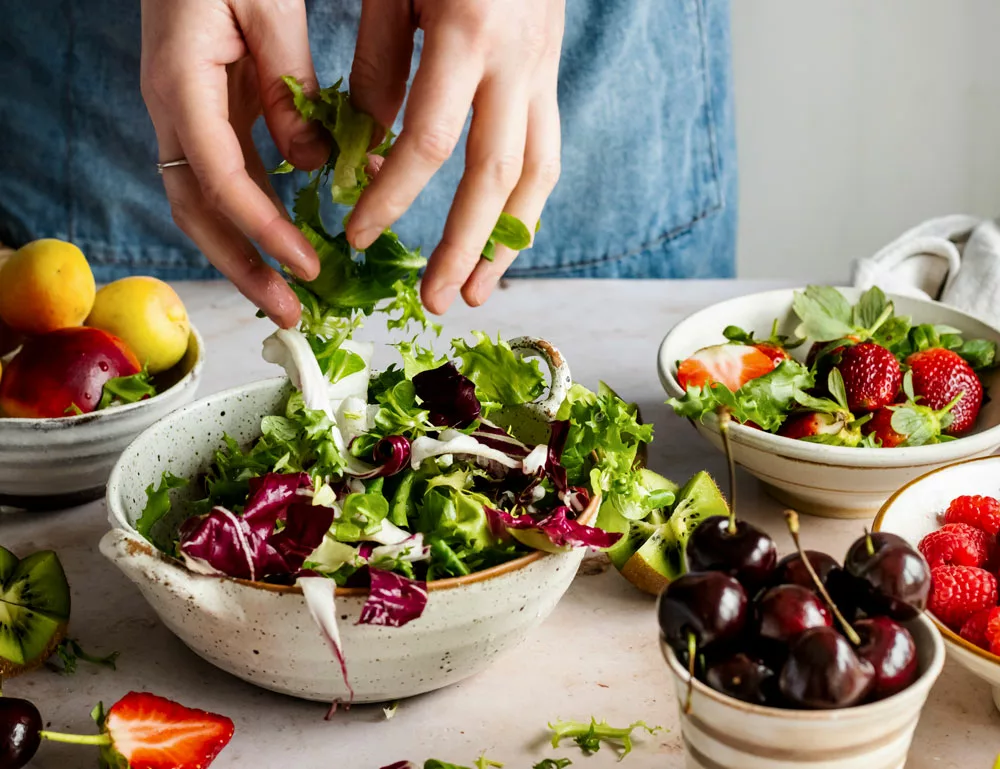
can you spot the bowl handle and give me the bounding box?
[507,336,572,420]
[99,528,244,621]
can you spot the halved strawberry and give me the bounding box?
[677,344,776,392]
[721,323,797,369]
[103,692,235,769]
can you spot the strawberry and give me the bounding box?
[722,323,799,370]
[677,344,776,392]
[102,692,235,769]
[927,565,998,629]
[918,523,992,569]
[778,411,846,440]
[944,495,1000,536]
[960,606,998,650]
[906,348,984,434]
[777,368,866,446]
[836,342,902,413]
[863,375,957,448]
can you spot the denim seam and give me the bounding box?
[695,0,725,210]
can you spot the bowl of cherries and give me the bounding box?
[657,507,944,769]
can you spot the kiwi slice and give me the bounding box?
[617,471,729,596]
[0,545,70,677]
[599,469,678,569]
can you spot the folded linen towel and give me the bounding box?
[851,215,1000,328]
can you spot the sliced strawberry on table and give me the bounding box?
[102,692,235,769]
[944,495,1000,536]
[676,343,776,392]
[906,348,984,434]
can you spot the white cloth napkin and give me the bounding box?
[851,214,1000,328]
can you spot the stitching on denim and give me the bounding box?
[696,0,725,210]
[505,200,722,276]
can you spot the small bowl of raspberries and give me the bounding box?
[874,454,1000,710]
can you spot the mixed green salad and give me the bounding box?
[135,78,657,701]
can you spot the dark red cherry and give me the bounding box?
[779,626,875,709]
[705,653,777,706]
[774,550,840,591]
[657,571,748,654]
[686,516,778,590]
[844,533,930,620]
[756,584,832,646]
[855,616,919,700]
[0,697,42,769]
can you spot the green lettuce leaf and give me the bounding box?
[548,718,660,758]
[98,369,157,410]
[136,471,189,551]
[394,340,449,379]
[481,213,532,262]
[451,332,545,409]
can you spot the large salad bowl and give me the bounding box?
[101,340,598,704]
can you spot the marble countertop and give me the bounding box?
[4,279,998,768]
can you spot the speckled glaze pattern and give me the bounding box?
[661,614,944,769]
[0,327,204,509]
[873,456,1000,714]
[658,288,1000,519]
[102,342,592,703]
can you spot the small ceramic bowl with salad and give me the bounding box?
[658,286,1000,519]
[0,240,203,511]
[100,78,664,704]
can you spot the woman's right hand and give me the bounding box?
[140,0,329,329]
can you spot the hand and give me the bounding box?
[346,0,565,315]
[140,0,331,328]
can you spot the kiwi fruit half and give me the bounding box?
[605,470,728,596]
[0,546,71,677]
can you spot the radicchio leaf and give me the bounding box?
[178,506,288,581]
[471,421,530,459]
[358,568,429,627]
[269,503,336,572]
[379,763,417,769]
[351,436,411,479]
[244,472,312,526]
[412,362,481,427]
[298,575,354,707]
[486,506,622,550]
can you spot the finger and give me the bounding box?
[169,70,319,281]
[420,78,529,314]
[346,25,483,250]
[154,124,302,328]
[236,0,330,170]
[350,0,415,140]
[463,91,561,306]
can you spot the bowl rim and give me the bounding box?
[656,286,1000,467]
[872,453,1000,666]
[660,612,945,720]
[106,375,601,599]
[0,324,205,427]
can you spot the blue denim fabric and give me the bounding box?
[0,0,736,282]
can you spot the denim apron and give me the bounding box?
[0,0,736,282]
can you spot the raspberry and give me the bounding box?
[988,609,1000,657]
[918,523,992,568]
[960,607,999,650]
[928,565,998,629]
[944,495,1000,536]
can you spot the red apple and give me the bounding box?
[0,327,140,418]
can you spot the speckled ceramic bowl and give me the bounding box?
[101,339,594,703]
[658,287,1000,519]
[873,455,1000,713]
[0,326,204,511]
[661,613,945,769]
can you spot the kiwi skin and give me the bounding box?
[0,621,67,678]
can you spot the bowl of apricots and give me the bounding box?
[0,239,203,510]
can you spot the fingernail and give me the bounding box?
[351,226,380,251]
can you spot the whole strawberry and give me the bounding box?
[927,564,998,629]
[836,342,902,413]
[906,348,984,434]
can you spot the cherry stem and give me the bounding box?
[40,731,111,747]
[717,409,737,535]
[684,632,697,715]
[864,529,875,557]
[784,509,861,646]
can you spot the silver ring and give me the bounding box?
[156,158,190,174]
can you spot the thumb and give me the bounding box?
[237,0,331,171]
[349,0,416,142]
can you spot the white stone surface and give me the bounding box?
[2,279,996,769]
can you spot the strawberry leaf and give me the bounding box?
[828,368,849,410]
[792,286,856,342]
[853,286,890,330]
[889,405,940,447]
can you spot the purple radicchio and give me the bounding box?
[268,502,336,572]
[487,506,623,550]
[351,435,411,480]
[379,763,416,769]
[412,362,481,428]
[358,568,429,627]
[510,420,590,512]
[471,420,530,460]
